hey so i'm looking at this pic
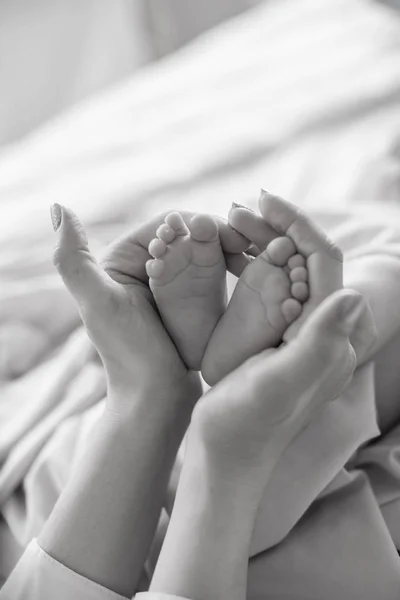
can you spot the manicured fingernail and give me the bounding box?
[50,203,62,231]
[231,202,254,212]
[338,293,364,335]
[260,188,275,197]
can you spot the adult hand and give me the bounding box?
[190,289,375,488]
[150,289,376,600]
[226,191,375,363]
[43,204,249,597]
[50,204,248,410]
[227,190,342,324]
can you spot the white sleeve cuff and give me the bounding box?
[1,539,128,600]
[1,540,194,600]
[136,595,192,600]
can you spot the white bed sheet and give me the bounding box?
[1,0,400,594]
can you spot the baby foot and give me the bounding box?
[146,212,226,370]
[202,235,309,384]
[257,191,343,344]
[202,192,346,386]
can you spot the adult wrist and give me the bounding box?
[187,407,269,511]
[106,369,202,421]
[151,427,257,600]
[186,427,261,516]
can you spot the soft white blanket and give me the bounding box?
[2,0,400,596]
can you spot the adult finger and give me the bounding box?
[102,210,249,285]
[228,203,279,251]
[258,190,342,260]
[251,290,375,425]
[51,204,112,308]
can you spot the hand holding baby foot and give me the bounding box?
[202,232,310,383]
[201,191,347,385]
[146,212,227,370]
[225,191,376,364]
[192,290,374,489]
[257,190,343,342]
[50,204,202,413]
[144,193,341,386]
[151,289,376,600]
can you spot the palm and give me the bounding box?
[95,211,248,380]
[92,257,192,389]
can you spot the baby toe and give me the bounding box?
[288,254,306,269]
[282,298,302,323]
[266,236,296,267]
[149,238,167,259]
[291,282,309,302]
[156,223,175,244]
[165,212,189,236]
[146,259,165,278]
[189,214,219,242]
[290,266,308,283]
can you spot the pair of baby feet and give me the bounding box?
[145,199,313,385]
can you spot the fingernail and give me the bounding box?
[50,203,62,231]
[260,188,275,198]
[338,293,364,335]
[231,202,254,212]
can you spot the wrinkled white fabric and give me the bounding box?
[1,0,400,597]
[1,540,128,600]
[1,540,189,600]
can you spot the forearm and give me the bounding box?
[151,430,260,600]
[39,381,197,598]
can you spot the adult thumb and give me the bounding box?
[280,289,376,409]
[51,203,108,309]
[294,289,377,366]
